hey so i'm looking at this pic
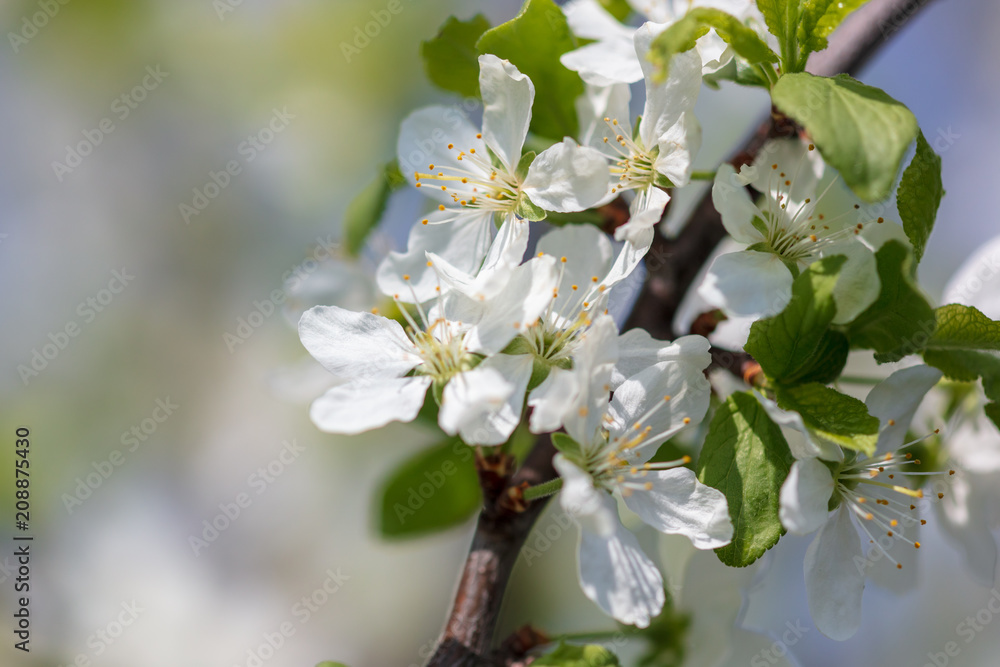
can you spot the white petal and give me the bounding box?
[712,165,765,244]
[551,457,666,629]
[820,239,880,324]
[698,250,793,319]
[528,366,580,434]
[576,82,634,150]
[611,332,711,390]
[943,234,1000,317]
[865,365,942,454]
[576,510,665,627]
[538,223,614,322]
[396,106,487,203]
[563,0,635,40]
[635,25,701,150]
[695,32,733,74]
[779,458,835,535]
[755,392,844,462]
[524,139,612,212]
[298,306,419,380]
[555,455,615,534]
[426,215,528,302]
[465,255,559,355]
[561,37,644,86]
[563,315,620,447]
[750,138,824,204]
[456,353,534,446]
[479,54,533,173]
[623,467,733,549]
[604,224,653,288]
[803,507,865,641]
[439,362,515,442]
[309,376,431,434]
[614,186,670,246]
[653,111,701,187]
[607,359,712,457]
[376,209,494,302]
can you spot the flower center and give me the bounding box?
[412,135,522,219]
[757,144,889,263]
[831,429,953,569]
[601,117,660,194]
[389,275,478,385]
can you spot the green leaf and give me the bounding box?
[598,0,633,22]
[897,130,944,262]
[421,14,492,98]
[775,383,879,455]
[647,8,778,79]
[378,438,482,538]
[923,349,1000,431]
[797,0,870,60]
[477,0,584,140]
[757,0,795,49]
[847,241,934,361]
[791,330,850,385]
[770,73,918,201]
[744,255,845,384]
[696,392,794,567]
[342,161,406,256]
[986,403,1000,431]
[927,304,1000,351]
[533,643,621,666]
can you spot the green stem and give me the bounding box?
[522,477,563,501]
[689,170,717,181]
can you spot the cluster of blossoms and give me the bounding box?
[295,0,999,659]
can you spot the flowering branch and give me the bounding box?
[423,0,940,664]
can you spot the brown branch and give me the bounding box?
[425,0,938,663]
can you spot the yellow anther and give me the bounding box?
[402,274,410,281]
[683,417,691,424]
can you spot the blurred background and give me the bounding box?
[1,0,998,665]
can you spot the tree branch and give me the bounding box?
[424,0,938,663]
